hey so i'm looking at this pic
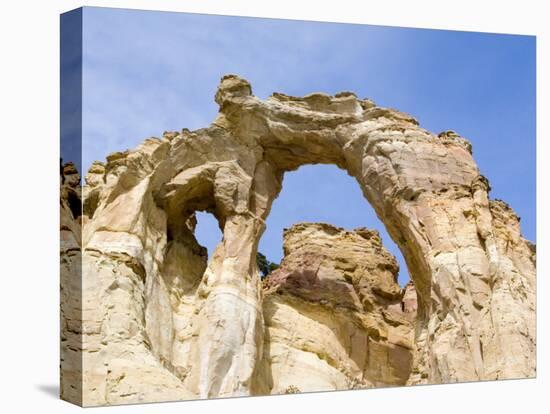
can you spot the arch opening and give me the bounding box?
[259,163,410,287]
[257,163,418,392]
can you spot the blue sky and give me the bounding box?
[76,7,536,285]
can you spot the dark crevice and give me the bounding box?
[66,190,82,219]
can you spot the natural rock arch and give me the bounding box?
[63,75,535,405]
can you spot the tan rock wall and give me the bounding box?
[60,163,83,405]
[260,223,414,394]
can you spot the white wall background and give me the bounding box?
[0,1,547,413]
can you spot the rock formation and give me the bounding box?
[260,223,413,393]
[401,281,418,317]
[60,162,83,404]
[60,75,536,406]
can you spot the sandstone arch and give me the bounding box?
[62,74,535,405]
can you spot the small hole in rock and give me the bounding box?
[194,211,223,263]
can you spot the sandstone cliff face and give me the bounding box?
[61,75,536,406]
[260,223,413,394]
[60,162,83,404]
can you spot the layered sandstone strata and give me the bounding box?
[60,162,83,404]
[60,74,536,406]
[260,223,413,394]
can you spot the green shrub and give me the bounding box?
[256,252,279,278]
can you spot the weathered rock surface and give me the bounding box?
[260,223,413,394]
[60,74,536,406]
[402,281,418,317]
[60,162,83,404]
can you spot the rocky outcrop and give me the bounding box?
[61,74,536,406]
[402,281,418,317]
[60,162,83,404]
[259,223,413,393]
